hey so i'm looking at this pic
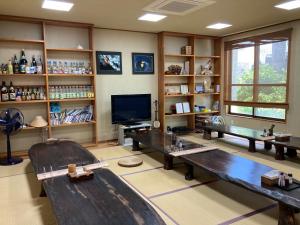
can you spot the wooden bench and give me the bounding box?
[28,140,166,225]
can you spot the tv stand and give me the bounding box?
[118,123,151,146]
[121,122,142,126]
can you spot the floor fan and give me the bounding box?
[0,108,24,165]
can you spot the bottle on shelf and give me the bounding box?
[13,54,19,74]
[9,81,16,101]
[7,59,13,75]
[1,81,9,102]
[21,88,26,101]
[19,49,28,74]
[16,88,22,101]
[31,55,37,74]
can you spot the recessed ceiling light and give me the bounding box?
[275,0,300,10]
[138,13,167,22]
[42,0,74,11]
[206,23,232,29]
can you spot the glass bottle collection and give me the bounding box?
[49,85,94,100]
[47,60,93,75]
[1,81,46,102]
[0,49,43,75]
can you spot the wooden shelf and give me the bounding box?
[164,74,194,77]
[165,94,193,97]
[0,74,46,77]
[46,48,93,53]
[164,54,194,57]
[195,74,220,77]
[0,38,44,44]
[195,56,220,59]
[51,121,96,128]
[49,98,95,102]
[195,111,220,115]
[0,100,47,105]
[48,74,94,77]
[22,126,49,130]
[194,93,220,95]
[165,111,219,117]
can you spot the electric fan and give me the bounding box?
[0,108,24,166]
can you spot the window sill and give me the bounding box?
[225,113,287,124]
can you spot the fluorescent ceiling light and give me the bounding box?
[275,0,300,10]
[138,13,167,22]
[42,0,74,11]
[206,23,232,29]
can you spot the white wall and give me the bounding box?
[93,29,158,141]
[221,21,300,136]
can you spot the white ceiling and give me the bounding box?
[0,0,300,36]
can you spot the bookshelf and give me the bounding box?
[0,16,97,154]
[158,32,221,131]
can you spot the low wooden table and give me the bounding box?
[201,124,274,153]
[28,140,166,225]
[266,137,300,160]
[127,129,202,170]
[181,149,300,225]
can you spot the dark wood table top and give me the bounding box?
[202,124,266,140]
[181,150,300,209]
[268,136,300,149]
[127,129,202,154]
[28,140,166,225]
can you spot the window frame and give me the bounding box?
[224,29,292,122]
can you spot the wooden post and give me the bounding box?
[278,202,296,225]
[248,139,256,152]
[264,141,273,150]
[275,145,285,160]
[185,163,194,180]
[286,148,297,158]
[164,154,173,170]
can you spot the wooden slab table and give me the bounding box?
[181,149,300,225]
[201,124,274,153]
[28,140,166,225]
[266,137,300,160]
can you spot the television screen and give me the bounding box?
[111,94,151,124]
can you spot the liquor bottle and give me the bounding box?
[16,88,22,101]
[8,59,13,75]
[36,88,40,100]
[9,81,16,101]
[13,55,19,74]
[19,49,28,74]
[21,88,26,101]
[1,81,9,102]
[36,56,43,74]
[26,88,32,101]
[31,55,37,74]
[31,88,36,100]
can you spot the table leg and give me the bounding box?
[248,139,256,152]
[132,139,140,151]
[185,163,194,180]
[203,129,212,140]
[286,148,297,158]
[40,184,47,197]
[218,132,224,138]
[264,141,272,150]
[164,154,173,170]
[278,202,296,225]
[275,145,285,160]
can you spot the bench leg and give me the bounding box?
[275,145,285,160]
[248,139,256,152]
[278,203,296,225]
[286,148,297,158]
[40,184,47,197]
[264,142,272,150]
[203,130,212,140]
[132,139,140,151]
[185,164,194,181]
[218,132,224,138]
[164,154,173,170]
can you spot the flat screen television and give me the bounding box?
[111,94,151,125]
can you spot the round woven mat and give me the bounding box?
[118,157,143,167]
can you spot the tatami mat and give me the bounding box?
[0,134,299,225]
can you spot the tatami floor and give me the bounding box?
[0,133,300,225]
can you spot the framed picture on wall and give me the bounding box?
[96,51,122,75]
[132,53,154,74]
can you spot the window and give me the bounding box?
[224,29,291,121]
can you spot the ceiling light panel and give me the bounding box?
[138,13,167,22]
[42,0,74,11]
[206,23,232,29]
[275,0,300,10]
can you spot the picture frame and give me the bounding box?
[96,51,122,75]
[132,53,154,74]
[175,103,183,114]
[182,102,191,113]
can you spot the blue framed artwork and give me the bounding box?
[96,51,122,75]
[132,53,154,74]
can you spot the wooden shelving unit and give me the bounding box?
[158,31,221,131]
[0,16,98,153]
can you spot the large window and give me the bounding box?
[224,29,291,121]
